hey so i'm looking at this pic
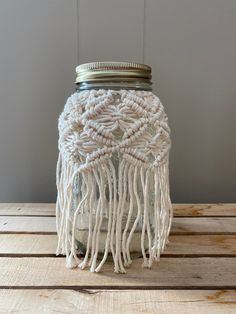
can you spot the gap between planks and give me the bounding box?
[0,286,236,290]
[1,203,235,314]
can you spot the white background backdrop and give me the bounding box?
[0,0,235,202]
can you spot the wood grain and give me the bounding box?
[0,257,235,288]
[171,217,236,234]
[1,203,235,216]
[173,204,236,217]
[166,235,236,256]
[0,203,55,216]
[0,203,235,313]
[0,216,56,233]
[0,234,57,255]
[1,216,236,234]
[0,289,235,314]
[1,234,236,256]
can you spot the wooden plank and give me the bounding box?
[171,217,236,235]
[1,216,235,234]
[0,257,235,288]
[0,234,57,255]
[0,203,55,216]
[173,204,236,217]
[1,203,236,217]
[0,289,235,314]
[1,234,236,257]
[0,216,56,233]
[166,235,236,256]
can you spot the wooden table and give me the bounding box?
[0,203,236,313]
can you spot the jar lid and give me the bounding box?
[75,61,152,85]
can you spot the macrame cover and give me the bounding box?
[56,89,172,273]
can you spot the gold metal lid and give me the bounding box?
[75,61,152,85]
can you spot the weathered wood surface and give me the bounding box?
[0,216,56,233]
[0,257,236,288]
[1,203,236,216]
[0,203,55,216]
[171,217,236,234]
[0,289,235,314]
[0,203,235,313]
[1,234,236,256]
[1,216,236,235]
[173,203,236,217]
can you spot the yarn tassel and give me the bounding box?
[56,156,172,272]
[125,165,142,266]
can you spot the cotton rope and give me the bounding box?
[56,89,172,273]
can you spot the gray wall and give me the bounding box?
[0,0,235,203]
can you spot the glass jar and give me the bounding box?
[56,62,172,273]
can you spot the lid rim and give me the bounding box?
[76,61,151,73]
[76,61,152,85]
[75,77,152,84]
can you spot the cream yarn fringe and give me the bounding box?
[56,89,172,273]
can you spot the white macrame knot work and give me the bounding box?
[56,89,172,273]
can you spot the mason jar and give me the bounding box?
[56,62,172,273]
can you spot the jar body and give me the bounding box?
[57,78,172,273]
[72,89,153,254]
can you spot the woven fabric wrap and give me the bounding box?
[56,89,172,273]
